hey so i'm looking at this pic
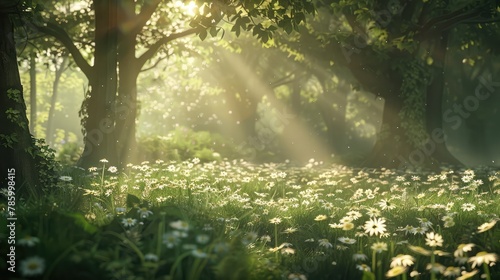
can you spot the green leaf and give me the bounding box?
[210,26,219,37]
[362,271,376,280]
[198,29,208,40]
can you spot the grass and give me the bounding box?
[1,158,499,279]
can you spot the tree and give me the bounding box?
[282,0,500,169]
[0,1,41,196]
[36,0,315,168]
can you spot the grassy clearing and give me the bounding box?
[1,159,499,279]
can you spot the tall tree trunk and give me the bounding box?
[78,0,118,168]
[425,32,463,167]
[115,0,138,168]
[46,56,68,146]
[29,52,37,136]
[0,12,40,195]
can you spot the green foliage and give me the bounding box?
[0,133,18,148]
[137,126,242,162]
[56,142,82,166]
[30,138,61,190]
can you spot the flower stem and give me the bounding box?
[483,262,491,280]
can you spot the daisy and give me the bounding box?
[390,254,415,267]
[363,217,387,237]
[477,219,498,233]
[353,253,368,261]
[314,214,328,221]
[468,251,498,268]
[107,166,118,173]
[454,243,475,258]
[456,269,478,280]
[338,237,356,245]
[408,245,432,256]
[18,235,40,247]
[443,266,461,277]
[20,256,45,277]
[144,253,159,262]
[121,218,137,227]
[342,222,355,231]
[170,220,189,231]
[137,207,153,218]
[461,203,475,211]
[318,239,333,248]
[425,232,443,247]
[386,266,407,278]
[371,242,388,253]
[269,217,282,224]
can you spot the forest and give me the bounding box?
[0,0,499,279]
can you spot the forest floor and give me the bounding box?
[1,159,499,279]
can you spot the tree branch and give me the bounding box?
[33,22,93,80]
[128,0,162,36]
[137,27,202,69]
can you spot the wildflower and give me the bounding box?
[20,256,45,277]
[18,236,40,247]
[59,176,73,182]
[417,217,433,228]
[353,253,368,261]
[365,207,381,217]
[260,235,271,242]
[115,207,126,214]
[371,242,388,253]
[356,264,371,271]
[468,251,498,268]
[426,263,445,274]
[342,222,355,231]
[269,217,282,224]
[137,207,153,218]
[213,242,230,254]
[107,166,118,173]
[456,269,478,280]
[99,159,108,163]
[338,237,356,245]
[196,234,210,244]
[378,199,396,210]
[477,219,497,233]
[283,227,298,234]
[318,239,333,248]
[192,249,208,258]
[314,214,328,221]
[163,232,181,248]
[241,232,258,245]
[121,218,137,227]
[144,253,159,262]
[454,243,475,257]
[408,245,432,256]
[390,254,415,267]
[281,247,296,255]
[461,203,475,211]
[425,232,443,247]
[386,266,407,278]
[363,217,387,236]
[288,273,307,280]
[170,220,189,231]
[410,270,421,277]
[443,266,461,277]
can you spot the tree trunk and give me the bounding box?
[114,0,138,168]
[78,0,118,168]
[0,12,40,196]
[425,32,463,167]
[46,56,68,146]
[29,52,37,136]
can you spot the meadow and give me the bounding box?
[1,158,499,280]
